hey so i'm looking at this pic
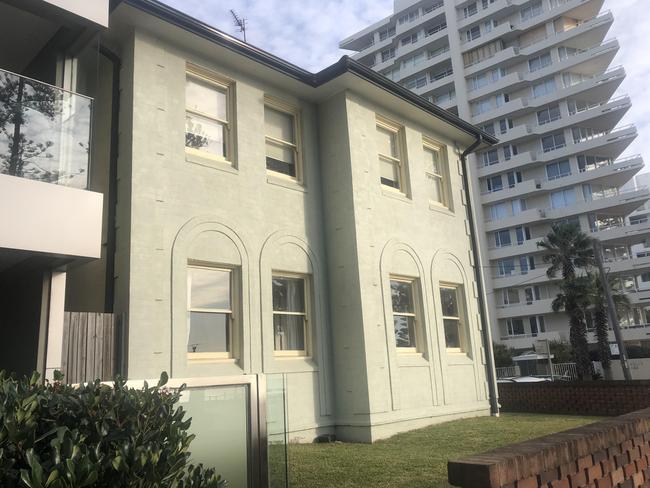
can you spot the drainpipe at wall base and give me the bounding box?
[458,135,500,416]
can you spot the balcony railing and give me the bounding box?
[0,67,92,189]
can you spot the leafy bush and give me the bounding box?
[0,371,226,487]
[492,343,514,367]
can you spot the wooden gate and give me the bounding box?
[61,312,123,383]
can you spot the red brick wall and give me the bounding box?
[448,408,650,488]
[498,382,650,416]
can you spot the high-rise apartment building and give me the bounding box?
[341,0,650,351]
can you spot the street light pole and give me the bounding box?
[592,239,632,381]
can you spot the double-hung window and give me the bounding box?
[187,265,234,359]
[440,285,468,353]
[530,316,546,335]
[391,278,419,350]
[265,97,301,180]
[423,138,449,208]
[185,69,234,163]
[377,117,407,193]
[272,275,309,356]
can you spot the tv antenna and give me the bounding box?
[230,9,247,42]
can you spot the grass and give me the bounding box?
[270,413,602,488]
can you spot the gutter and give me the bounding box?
[459,135,500,416]
[121,0,498,146]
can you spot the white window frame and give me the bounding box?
[390,276,421,353]
[423,137,451,209]
[440,283,468,353]
[272,272,311,358]
[264,95,303,183]
[377,116,409,195]
[185,65,236,165]
[187,264,235,361]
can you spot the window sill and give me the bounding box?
[397,352,429,368]
[267,174,306,193]
[429,201,455,216]
[381,188,412,203]
[446,352,474,366]
[267,355,319,374]
[187,356,238,364]
[186,151,238,174]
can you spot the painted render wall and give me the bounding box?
[113,26,490,442]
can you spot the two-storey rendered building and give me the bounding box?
[0,0,502,449]
[341,0,649,352]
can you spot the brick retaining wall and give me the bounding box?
[498,381,650,416]
[448,408,650,487]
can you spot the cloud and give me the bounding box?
[161,0,648,173]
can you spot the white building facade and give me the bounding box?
[341,0,650,351]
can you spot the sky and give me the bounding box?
[162,0,648,172]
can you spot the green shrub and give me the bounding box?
[492,343,515,367]
[0,371,226,487]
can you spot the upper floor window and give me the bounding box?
[398,10,420,24]
[528,52,552,72]
[273,274,309,356]
[520,1,543,22]
[440,285,469,353]
[423,138,450,208]
[264,97,302,181]
[401,32,419,46]
[532,78,556,98]
[187,265,234,359]
[185,69,234,163]
[480,148,499,166]
[541,132,566,152]
[466,25,481,42]
[379,26,396,41]
[537,104,561,125]
[546,159,571,180]
[494,229,512,248]
[381,48,396,62]
[376,117,408,193]
[463,2,478,18]
[391,278,419,350]
[550,188,576,209]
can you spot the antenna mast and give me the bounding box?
[230,9,247,42]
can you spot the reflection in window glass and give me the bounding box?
[391,279,417,348]
[440,285,466,352]
[272,276,307,354]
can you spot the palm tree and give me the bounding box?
[589,273,630,379]
[537,222,594,280]
[539,223,595,379]
[551,276,592,379]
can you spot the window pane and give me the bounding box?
[380,158,400,188]
[190,267,231,310]
[265,106,294,143]
[394,315,416,347]
[427,173,443,202]
[391,280,414,313]
[272,277,305,312]
[266,139,296,176]
[377,126,397,157]
[186,77,227,120]
[440,287,459,317]
[185,114,226,157]
[273,314,305,351]
[188,312,229,353]
[424,145,441,174]
[444,318,461,348]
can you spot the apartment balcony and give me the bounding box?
[591,213,650,248]
[542,186,650,222]
[467,71,524,101]
[464,46,520,75]
[499,331,562,350]
[461,22,513,53]
[508,0,603,35]
[493,265,552,290]
[437,96,457,110]
[626,289,650,306]
[456,0,527,29]
[413,70,455,96]
[605,255,650,276]
[496,298,555,319]
[518,10,613,58]
[395,3,446,36]
[481,178,539,205]
[350,35,393,62]
[478,124,638,178]
[488,238,540,261]
[0,68,103,262]
[497,95,631,145]
[397,48,451,81]
[485,207,544,233]
[588,324,650,344]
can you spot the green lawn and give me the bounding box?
[275,413,602,488]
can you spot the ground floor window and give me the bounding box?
[390,278,419,351]
[272,274,309,356]
[440,284,468,353]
